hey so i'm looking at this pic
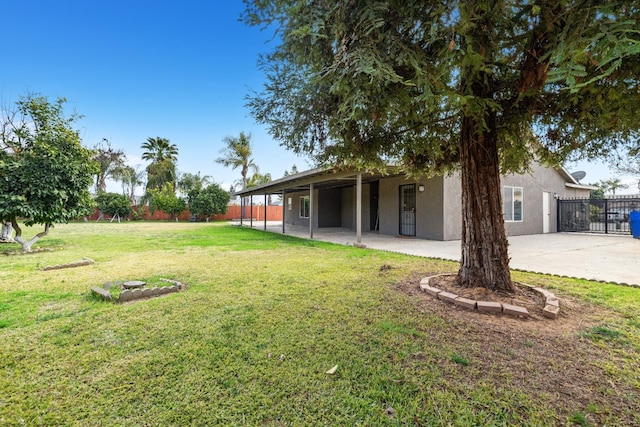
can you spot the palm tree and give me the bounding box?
[141,137,178,163]
[246,172,272,188]
[599,178,629,196]
[141,137,178,191]
[247,172,273,205]
[215,132,258,190]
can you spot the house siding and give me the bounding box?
[441,163,591,240]
[318,188,342,227]
[280,163,588,241]
[378,176,445,239]
[284,189,318,228]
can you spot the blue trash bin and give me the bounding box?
[630,211,640,239]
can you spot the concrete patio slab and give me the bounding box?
[232,220,639,286]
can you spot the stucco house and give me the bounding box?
[235,162,592,241]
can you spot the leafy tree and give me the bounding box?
[189,184,231,220]
[141,136,179,192]
[94,192,131,221]
[244,1,640,291]
[111,165,144,204]
[612,154,640,192]
[589,186,605,199]
[148,183,187,221]
[145,159,177,193]
[178,172,211,206]
[91,138,125,193]
[215,132,258,190]
[0,94,97,251]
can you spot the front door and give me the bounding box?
[399,184,416,236]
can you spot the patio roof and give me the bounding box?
[235,163,595,196]
[233,165,400,197]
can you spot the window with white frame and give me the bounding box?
[287,197,292,211]
[503,186,523,221]
[299,196,310,218]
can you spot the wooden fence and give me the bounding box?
[89,205,283,222]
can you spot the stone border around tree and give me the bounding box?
[91,278,184,303]
[419,274,560,319]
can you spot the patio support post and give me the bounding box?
[356,173,362,244]
[240,196,244,226]
[250,196,253,228]
[309,183,314,239]
[264,194,268,230]
[282,190,286,234]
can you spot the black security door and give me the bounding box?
[399,184,416,236]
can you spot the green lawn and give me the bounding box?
[1,222,638,426]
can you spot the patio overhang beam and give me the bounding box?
[234,167,397,198]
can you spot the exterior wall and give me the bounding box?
[318,188,342,227]
[501,163,589,236]
[281,164,584,240]
[416,176,446,240]
[441,163,590,239]
[442,174,462,240]
[378,175,445,239]
[339,184,372,231]
[378,176,402,237]
[341,186,354,229]
[284,190,318,228]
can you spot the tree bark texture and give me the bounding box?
[456,1,514,292]
[1,221,13,242]
[11,220,50,252]
[457,113,514,292]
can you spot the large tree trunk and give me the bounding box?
[456,0,514,293]
[457,113,514,292]
[1,221,13,242]
[11,220,50,252]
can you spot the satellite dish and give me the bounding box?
[571,171,586,182]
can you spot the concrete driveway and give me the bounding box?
[234,221,639,286]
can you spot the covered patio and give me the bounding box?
[233,167,399,244]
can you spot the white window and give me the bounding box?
[503,186,523,222]
[287,197,292,211]
[299,196,310,218]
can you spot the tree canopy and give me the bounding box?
[0,94,97,251]
[148,183,187,221]
[95,192,131,221]
[91,138,125,193]
[111,164,144,204]
[244,1,640,291]
[189,184,231,220]
[178,172,211,205]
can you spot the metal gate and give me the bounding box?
[399,184,416,236]
[558,196,640,234]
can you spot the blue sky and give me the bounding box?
[1,1,636,194]
[1,0,307,192]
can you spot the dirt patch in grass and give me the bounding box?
[394,271,640,425]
